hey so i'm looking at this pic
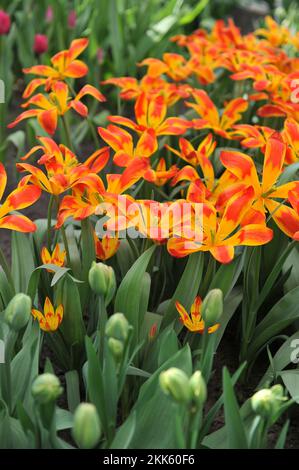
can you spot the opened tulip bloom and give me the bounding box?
[98,124,157,167]
[168,186,273,263]
[187,89,248,139]
[176,296,219,334]
[8,81,106,135]
[108,92,190,137]
[94,233,120,260]
[0,163,41,232]
[22,38,89,98]
[32,297,63,332]
[218,138,299,236]
[41,244,66,271]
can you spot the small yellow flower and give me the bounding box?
[32,297,63,332]
[175,296,219,334]
[41,244,66,271]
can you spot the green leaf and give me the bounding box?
[248,286,299,360]
[258,331,299,388]
[162,252,204,327]
[280,370,299,403]
[111,345,192,449]
[11,232,35,293]
[223,368,248,449]
[115,246,155,346]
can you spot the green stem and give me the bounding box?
[47,195,55,251]
[0,245,15,292]
[61,115,73,151]
[54,196,71,267]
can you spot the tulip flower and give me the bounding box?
[8,81,106,135]
[68,10,76,29]
[218,138,299,237]
[32,297,63,332]
[144,158,177,187]
[41,244,66,270]
[108,92,190,137]
[17,141,109,196]
[168,187,273,263]
[98,124,157,167]
[34,34,48,55]
[176,296,219,334]
[187,89,248,139]
[0,163,41,232]
[22,38,89,98]
[94,233,120,261]
[0,10,10,35]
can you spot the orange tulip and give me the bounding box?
[41,244,66,271]
[108,92,190,137]
[187,89,248,139]
[8,81,106,135]
[32,297,63,332]
[0,163,41,232]
[23,38,89,98]
[176,296,219,334]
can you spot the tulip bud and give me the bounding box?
[251,389,275,419]
[72,403,102,449]
[189,370,207,406]
[33,34,48,55]
[160,368,192,405]
[5,293,31,331]
[45,6,53,23]
[88,262,116,305]
[68,10,76,29]
[105,313,129,343]
[32,373,63,405]
[202,289,223,327]
[108,337,124,361]
[0,10,11,35]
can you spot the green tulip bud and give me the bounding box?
[271,384,284,399]
[108,337,124,361]
[189,370,207,406]
[72,403,102,449]
[88,262,116,305]
[105,313,130,342]
[202,289,223,327]
[159,368,192,405]
[32,373,63,405]
[251,389,278,419]
[5,293,32,331]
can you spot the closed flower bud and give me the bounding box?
[159,368,192,405]
[32,373,63,404]
[68,10,76,29]
[72,403,101,449]
[202,289,223,327]
[0,10,11,35]
[108,337,124,361]
[251,386,286,419]
[105,313,129,342]
[5,293,31,331]
[88,262,116,305]
[189,370,207,406]
[33,34,48,55]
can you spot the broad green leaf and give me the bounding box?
[248,287,299,360]
[162,252,204,327]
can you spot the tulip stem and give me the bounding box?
[0,244,15,292]
[54,196,71,267]
[61,115,74,152]
[47,195,55,250]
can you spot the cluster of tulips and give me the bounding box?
[0,15,299,449]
